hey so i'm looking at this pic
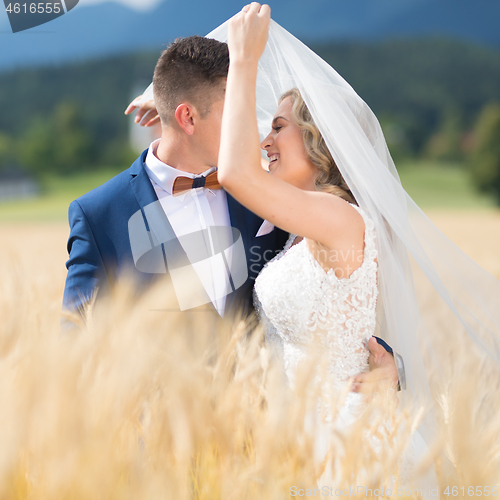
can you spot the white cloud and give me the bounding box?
[78,0,164,12]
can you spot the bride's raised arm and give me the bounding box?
[217,3,364,253]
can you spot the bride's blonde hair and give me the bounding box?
[280,88,357,205]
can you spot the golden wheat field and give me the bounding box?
[0,210,499,500]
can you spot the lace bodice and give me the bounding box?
[254,204,378,388]
[253,206,435,491]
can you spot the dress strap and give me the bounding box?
[283,233,298,252]
[349,204,377,262]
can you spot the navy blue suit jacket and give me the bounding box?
[63,149,289,318]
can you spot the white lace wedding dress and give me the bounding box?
[253,203,437,490]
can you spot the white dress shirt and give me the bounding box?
[255,219,274,237]
[144,139,232,316]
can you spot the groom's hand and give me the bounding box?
[125,95,160,127]
[351,337,399,394]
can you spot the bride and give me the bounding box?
[217,3,434,488]
[219,8,379,398]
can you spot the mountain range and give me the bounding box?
[0,0,499,72]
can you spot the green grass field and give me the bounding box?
[0,161,496,223]
[0,167,123,223]
[397,160,496,209]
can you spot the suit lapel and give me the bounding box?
[225,192,263,313]
[129,151,191,271]
[226,191,262,253]
[129,151,160,213]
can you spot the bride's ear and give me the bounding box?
[174,103,195,135]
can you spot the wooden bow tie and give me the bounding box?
[172,171,222,196]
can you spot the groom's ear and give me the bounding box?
[174,104,196,136]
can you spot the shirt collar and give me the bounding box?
[144,139,217,195]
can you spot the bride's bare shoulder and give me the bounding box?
[303,191,365,251]
[304,195,367,275]
[316,191,365,229]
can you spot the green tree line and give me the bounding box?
[0,38,499,199]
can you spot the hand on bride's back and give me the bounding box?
[351,337,399,395]
[228,3,271,64]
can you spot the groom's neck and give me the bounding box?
[155,131,213,175]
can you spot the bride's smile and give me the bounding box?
[260,96,317,191]
[267,153,279,166]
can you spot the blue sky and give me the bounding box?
[80,0,163,11]
[1,0,498,72]
[0,0,162,28]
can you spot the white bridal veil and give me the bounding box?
[142,18,500,447]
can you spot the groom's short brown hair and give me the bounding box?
[153,35,229,124]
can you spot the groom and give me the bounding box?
[62,35,400,391]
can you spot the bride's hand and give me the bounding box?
[124,95,160,127]
[228,3,271,65]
